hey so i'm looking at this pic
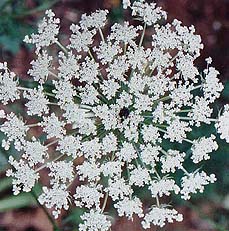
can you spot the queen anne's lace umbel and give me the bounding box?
[0,0,228,230]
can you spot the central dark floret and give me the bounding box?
[119,107,130,122]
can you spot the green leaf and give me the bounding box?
[0,177,12,192]
[0,35,20,53]
[0,193,36,211]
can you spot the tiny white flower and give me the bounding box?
[114,197,144,219]
[180,171,216,200]
[24,9,60,50]
[79,210,111,231]
[40,113,66,139]
[142,207,183,228]
[216,105,229,142]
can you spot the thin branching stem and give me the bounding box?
[56,41,68,54]
[139,23,146,47]
[98,28,105,42]
[101,192,109,213]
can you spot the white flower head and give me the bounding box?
[24,86,49,116]
[0,63,19,105]
[79,210,111,231]
[2,1,226,228]
[24,10,60,50]
[142,207,183,228]
[27,50,53,83]
[74,184,103,209]
[80,10,109,30]
[40,113,66,139]
[132,0,167,26]
[216,105,229,142]
[6,156,39,195]
[22,137,48,166]
[1,113,28,150]
[38,184,70,218]
[191,135,218,163]
[181,171,216,200]
[123,0,131,9]
[149,178,180,197]
[114,197,144,219]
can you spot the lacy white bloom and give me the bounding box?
[149,178,180,197]
[141,124,161,143]
[74,185,103,209]
[38,185,70,218]
[109,21,142,44]
[77,161,101,182]
[127,46,150,70]
[132,1,167,26]
[106,178,133,201]
[40,113,66,139]
[79,210,111,231]
[2,0,226,228]
[160,150,185,173]
[164,119,191,143]
[53,80,77,106]
[6,156,39,195]
[191,135,218,163]
[216,105,229,142]
[94,41,122,65]
[22,137,48,166]
[117,142,137,162]
[188,96,213,126]
[24,86,49,116]
[180,171,216,200]
[100,79,120,99]
[57,135,81,158]
[203,67,224,102]
[122,0,131,9]
[0,62,19,105]
[0,110,5,118]
[81,138,101,160]
[58,51,80,80]
[114,197,144,219]
[80,10,108,30]
[79,57,99,84]
[107,56,129,81]
[176,54,199,82]
[129,167,150,187]
[142,207,183,228]
[79,84,99,105]
[69,24,95,52]
[1,113,28,150]
[140,144,160,166]
[101,161,123,178]
[24,9,60,50]
[63,103,94,133]
[47,161,74,185]
[27,50,53,83]
[102,133,118,153]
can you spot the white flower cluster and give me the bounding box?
[0,0,227,230]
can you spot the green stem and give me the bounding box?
[101,192,109,213]
[98,28,105,42]
[139,23,146,47]
[49,71,59,79]
[56,41,68,54]
[180,166,190,176]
